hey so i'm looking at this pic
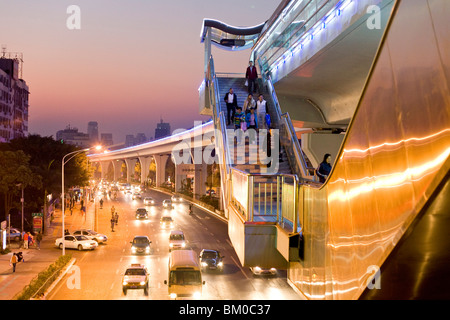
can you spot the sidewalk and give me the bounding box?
[0,201,96,300]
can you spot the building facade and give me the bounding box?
[87,121,99,143]
[0,58,29,143]
[155,118,170,139]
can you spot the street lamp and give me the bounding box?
[15,183,24,242]
[61,145,102,256]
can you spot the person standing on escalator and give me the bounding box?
[316,153,332,183]
[245,61,258,95]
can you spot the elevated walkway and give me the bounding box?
[200,0,450,300]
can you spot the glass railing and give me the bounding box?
[206,56,232,213]
[263,75,315,181]
[253,0,341,74]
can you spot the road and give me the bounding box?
[47,189,301,300]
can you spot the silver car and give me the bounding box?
[72,229,108,244]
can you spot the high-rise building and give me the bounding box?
[135,133,147,145]
[56,125,90,147]
[0,57,29,143]
[155,118,170,139]
[87,121,99,143]
[125,135,135,147]
[100,133,113,146]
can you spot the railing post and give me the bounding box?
[277,175,281,224]
[293,177,298,233]
[249,176,254,222]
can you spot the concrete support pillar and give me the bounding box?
[154,154,169,187]
[139,156,152,185]
[175,165,183,193]
[112,160,123,182]
[99,161,109,180]
[194,162,207,197]
[124,159,137,183]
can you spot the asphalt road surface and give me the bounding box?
[47,189,301,300]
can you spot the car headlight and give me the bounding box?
[145,247,150,252]
[193,292,201,299]
[170,293,177,299]
[254,266,262,272]
[169,243,173,247]
[123,281,128,285]
[181,243,186,248]
[140,281,146,285]
[218,262,223,267]
[201,262,208,267]
[131,247,137,252]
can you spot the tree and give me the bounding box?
[0,150,42,221]
[0,135,92,229]
[205,163,220,196]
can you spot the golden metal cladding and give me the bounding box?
[289,0,450,299]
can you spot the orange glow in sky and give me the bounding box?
[0,0,279,143]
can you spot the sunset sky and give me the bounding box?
[0,0,280,144]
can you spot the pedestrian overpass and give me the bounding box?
[89,0,450,299]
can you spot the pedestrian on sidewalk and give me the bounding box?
[27,232,33,248]
[10,253,18,273]
[36,232,43,250]
[23,232,29,249]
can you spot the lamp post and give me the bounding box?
[15,183,24,242]
[61,145,102,256]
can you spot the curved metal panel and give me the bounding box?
[288,0,450,299]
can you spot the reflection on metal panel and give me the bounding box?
[289,0,450,299]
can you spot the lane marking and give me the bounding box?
[231,256,250,280]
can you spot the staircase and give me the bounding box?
[216,77,293,176]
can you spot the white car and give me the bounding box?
[143,197,155,205]
[132,192,142,200]
[55,235,98,251]
[250,266,277,276]
[171,195,183,203]
[162,199,174,209]
[72,229,108,244]
[122,264,149,295]
[160,216,174,229]
[168,230,186,252]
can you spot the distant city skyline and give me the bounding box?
[0,0,280,143]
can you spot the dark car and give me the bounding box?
[135,208,148,219]
[130,236,152,255]
[199,249,225,271]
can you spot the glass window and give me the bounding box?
[133,237,149,244]
[170,234,185,241]
[125,269,146,276]
[202,252,218,259]
[169,271,201,285]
